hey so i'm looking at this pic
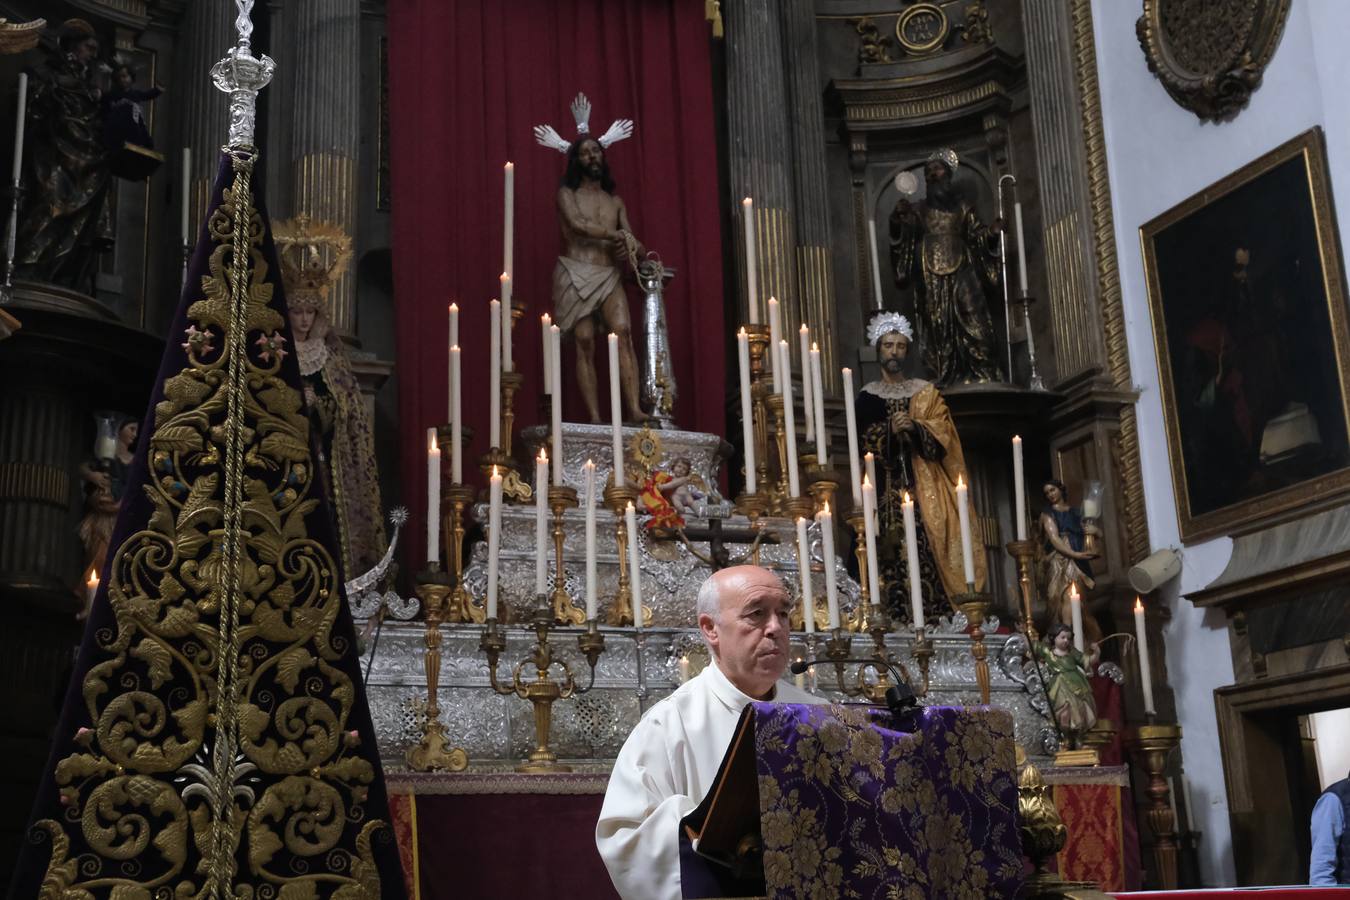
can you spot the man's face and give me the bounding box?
[877,332,909,374]
[924,159,949,185]
[578,140,604,180]
[699,567,791,699]
[75,37,98,64]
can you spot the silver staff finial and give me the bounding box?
[210,0,275,148]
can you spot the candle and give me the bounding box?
[864,452,877,493]
[1013,201,1028,295]
[486,466,503,619]
[608,333,624,487]
[179,144,190,247]
[799,325,815,443]
[426,428,441,565]
[500,274,513,371]
[1135,598,1156,715]
[1082,492,1101,519]
[737,329,757,494]
[818,503,840,629]
[1012,436,1026,541]
[810,342,828,465]
[626,501,642,631]
[678,655,690,684]
[779,340,800,497]
[1069,584,1084,652]
[489,299,502,448]
[867,218,885,304]
[794,662,806,692]
[583,461,598,620]
[767,297,782,392]
[956,475,976,587]
[11,73,26,185]
[534,450,549,597]
[450,346,463,483]
[742,198,758,324]
[447,305,457,423]
[550,325,563,484]
[902,492,923,629]
[503,161,514,279]
[449,302,459,348]
[541,314,552,394]
[842,368,862,507]
[86,569,98,611]
[796,516,814,633]
[862,476,881,607]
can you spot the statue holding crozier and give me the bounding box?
[855,312,987,622]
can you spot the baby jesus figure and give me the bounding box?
[639,457,706,529]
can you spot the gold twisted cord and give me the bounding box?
[207,148,257,898]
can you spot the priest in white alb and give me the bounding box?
[595,565,823,900]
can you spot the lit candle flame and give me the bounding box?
[538,448,548,463]
[449,302,457,313]
[1134,597,1144,613]
[903,491,912,503]
[742,197,752,207]
[429,433,438,452]
[491,465,500,479]
[957,474,966,489]
[87,570,98,588]
[1069,583,1079,600]
[812,341,819,352]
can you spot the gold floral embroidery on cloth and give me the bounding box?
[34,154,385,898]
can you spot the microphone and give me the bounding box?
[790,656,920,719]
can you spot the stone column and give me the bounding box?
[288,0,361,341]
[779,0,838,393]
[176,2,233,251]
[724,0,799,327]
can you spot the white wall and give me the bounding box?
[1089,0,1350,885]
[1311,708,1350,790]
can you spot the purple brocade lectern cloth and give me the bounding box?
[750,703,1024,900]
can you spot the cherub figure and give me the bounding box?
[639,457,706,529]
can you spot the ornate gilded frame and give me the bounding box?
[1136,0,1291,123]
[1141,128,1350,543]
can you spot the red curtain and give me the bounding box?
[388,0,726,566]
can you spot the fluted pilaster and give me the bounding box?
[176,2,234,248]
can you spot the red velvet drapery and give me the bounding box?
[388,0,726,566]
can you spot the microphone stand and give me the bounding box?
[790,655,919,721]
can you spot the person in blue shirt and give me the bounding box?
[1311,772,1350,885]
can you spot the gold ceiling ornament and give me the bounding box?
[0,17,44,54]
[272,214,353,311]
[1136,0,1291,123]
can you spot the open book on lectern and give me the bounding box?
[679,703,761,871]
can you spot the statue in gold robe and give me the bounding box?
[856,312,987,622]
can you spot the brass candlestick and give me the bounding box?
[1127,723,1183,889]
[912,627,934,696]
[821,622,910,703]
[480,599,607,774]
[548,484,586,625]
[845,513,872,633]
[1006,538,1039,642]
[500,369,523,457]
[735,490,768,522]
[443,483,483,623]
[805,462,838,516]
[1017,749,1105,898]
[479,445,530,503]
[745,325,774,500]
[955,588,992,704]
[603,483,650,627]
[763,391,789,514]
[407,572,469,772]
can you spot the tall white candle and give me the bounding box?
[534,450,549,597]
[550,325,563,484]
[447,305,457,423]
[779,340,800,497]
[796,516,814,633]
[810,342,828,466]
[489,299,502,448]
[583,460,598,620]
[1135,598,1156,715]
[767,297,782,393]
[1012,435,1027,542]
[864,452,877,498]
[1014,201,1029,295]
[10,73,26,184]
[867,218,885,304]
[179,145,190,247]
[818,503,840,629]
[799,325,815,443]
[742,198,759,324]
[737,329,757,494]
[956,475,976,587]
[608,333,624,487]
[902,491,923,629]
[503,161,514,279]
[426,429,441,565]
[678,655,690,684]
[842,368,862,507]
[486,467,503,619]
[500,274,513,371]
[862,476,881,608]
[450,346,463,483]
[541,314,552,394]
[1069,584,1084,652]
[626,501,642,631]
[86,570,98,612]
[449,301,459,348]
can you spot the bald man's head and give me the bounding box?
[696,566,791,699]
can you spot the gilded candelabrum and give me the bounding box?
[549,484,587,625]
[735,489,768,522]
[744,324,773,500]
[442,482,484,624]
[804,459,838,517]
[912,626,934,696]
[955,587,992,705]
[1127,722,1183,890]
[822,620,911,705]
[845,513,873,633]
[480,597,607,773]
[479,445,529,503]
[406,571,469,772]
[763,391,789,515]
[603,482,650,627]
[500,369,523,458]
[1005,538,1039,642]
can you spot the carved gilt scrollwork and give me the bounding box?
[1136,0,1291,123]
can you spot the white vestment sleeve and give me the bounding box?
[596,715,696,900]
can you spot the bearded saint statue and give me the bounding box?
[889,148,1004,385]
[274,216,386,579]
